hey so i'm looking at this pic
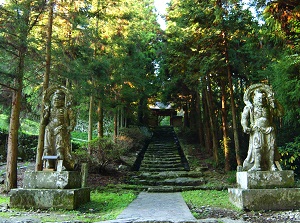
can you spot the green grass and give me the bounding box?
[0,194,9,205]
[182,190,239,213]
[80,190,137,220]
[0,189,136,222]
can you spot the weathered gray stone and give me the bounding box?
[241,84,284,171]
[23,171,82,189]
[228,188,300,210]
[9,188,90,210]
[237,170,294,189]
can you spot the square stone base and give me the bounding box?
[237,171,294,189]
[23,171,82,189]
[228,188,300,210]
[9,188,90,210]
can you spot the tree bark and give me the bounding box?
[36,0,54,171]
[97,99,104,138]
[220,80,230,171]
[217,0,242,167]
[6,0,31,190]
[6,80,22,191]
[202,88,212,155]
[88,95,93,154]
[205,76,219,165]
[227,61,242,166]
[195,91,205,148]
[114,108,118,142]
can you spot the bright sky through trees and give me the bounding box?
[154,0,170,30]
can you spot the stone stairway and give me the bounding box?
[128,126,206,192]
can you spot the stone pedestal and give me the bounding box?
[229,171,300,210]
[23,171,82,189]
[9,171,90,210]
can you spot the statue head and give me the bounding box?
[253,89,267,107]
[52,90,65,108]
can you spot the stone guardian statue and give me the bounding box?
[241,83,284,171]
[42,86,76,170]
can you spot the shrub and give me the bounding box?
[73,126,151,173]
[278,136,300,176]
[18,133,38,161]
[73,137,123,173]
[117,126,151,152]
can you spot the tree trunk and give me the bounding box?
[6,0,31,190]
[205,76,219,164]
[114,108,118,142]
[196,91,205,148]
[202,88,212,155]
[221,80,230,171]
[227,63,242,167]
[6,43,26,190]
[6,81,22,191]
[97,99,104,138]
[36,0,54,171]
[183,102,189,128]
[88,95,93,154]
[216,0,242,168]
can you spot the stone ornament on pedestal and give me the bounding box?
[229,83,300,211]
[9,86,90,210]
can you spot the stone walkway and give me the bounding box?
[96,192,248,223]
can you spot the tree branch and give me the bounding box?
[0,82,17,91]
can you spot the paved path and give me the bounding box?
[96,192,248,223]
[117,192,195,222]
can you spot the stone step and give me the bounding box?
[141,160,182,165]
[143,154,180,159]
[139,167,186,172]
[131,177,205,187]
[140,163,183,169]
[146,148,178,152]
[147,185,206,192]
[134,171,204,180]
[143,156,181,161]
[147,146,178,152]
[143,154,181,159]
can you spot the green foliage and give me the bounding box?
[0,114,9,132]
[74,126,150,173]
[0,116,38,161]
[19,119,39,135]
[278,136,300,175]
[117,126,151,152]
[266,54,300,125]
[73,138,117,173]
[17,133,38,161]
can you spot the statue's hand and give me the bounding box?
[243,127,251,134]
[245,102,253,110]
